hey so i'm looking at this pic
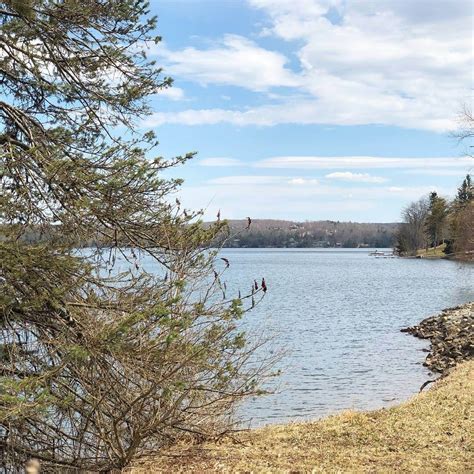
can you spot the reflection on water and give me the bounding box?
[213,249,474,426]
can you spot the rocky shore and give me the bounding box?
[401,302,474,373]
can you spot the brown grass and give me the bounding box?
[416,243,447,258]
[130,360,473,473]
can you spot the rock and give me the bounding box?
[401,302,474,374]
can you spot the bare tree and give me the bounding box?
[448,105,474,259]
[454,104,474,159]
[396,197,430,255]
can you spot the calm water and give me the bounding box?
[214,249,474,426]
[109,248,473,426]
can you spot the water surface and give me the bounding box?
[216,249,473,425]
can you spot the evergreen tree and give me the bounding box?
[449,174,474,258]
[455,174,473,205]
[0,1,269,470]
[425,192,449,248]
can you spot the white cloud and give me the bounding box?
[288,178,319,185]
[208,175,284,185]
[255,156,473,170]
[156,86,185,101]
[325,172,388,183]
[257,0,471,131]
[208,175,319,185]
[157,35,299,91]
[403,169,472,177]
[143,101,454,131]
[147,1,472,131]
[199,157,243,167]
[176,180,451,221]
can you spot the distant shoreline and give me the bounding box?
[218,219,397,249]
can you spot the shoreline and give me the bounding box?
[131,362,474,473]
[401,301,473,374]
[130,303,474,472]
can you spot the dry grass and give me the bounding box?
[130,361,473,473]
[416,243,447,258]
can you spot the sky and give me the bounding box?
[143,0,473,222]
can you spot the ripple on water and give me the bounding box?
[213,249,474,426]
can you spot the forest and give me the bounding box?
[396,174,473,260]
[220,220,397,248]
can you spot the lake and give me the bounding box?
[215,249,474,426]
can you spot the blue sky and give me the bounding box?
[142,0,472,222]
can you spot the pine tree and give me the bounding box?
[425,192,449,248]
[0,1,269,470]
[448,174,474,258]
[455,174,473,205]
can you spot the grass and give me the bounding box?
[131,361,473,473]
[416,243,447,258]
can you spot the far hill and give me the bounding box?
[220,219,398,249]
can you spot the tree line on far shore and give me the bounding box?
[11,220,398,249]
[396,173,473,259]
[220,220,396,249]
